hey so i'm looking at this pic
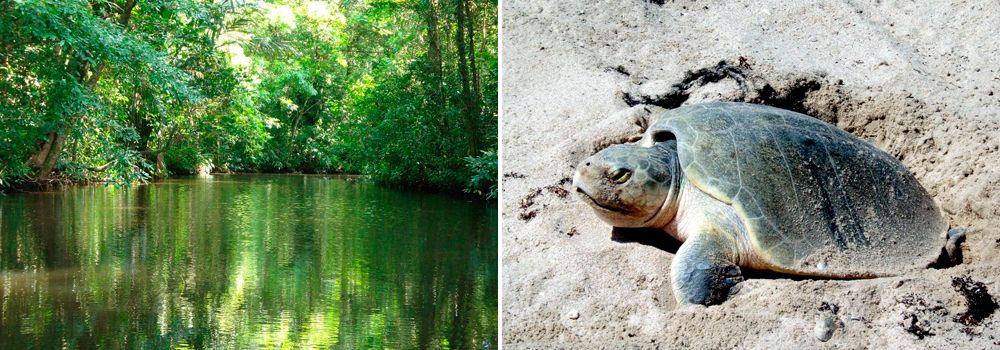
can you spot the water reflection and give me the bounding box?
[0,176,497,349]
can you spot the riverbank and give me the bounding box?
[0,172,497,202]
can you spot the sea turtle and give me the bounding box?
[573,102,962,305]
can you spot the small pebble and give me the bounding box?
[568,309,580,320]
[814,315,837,342]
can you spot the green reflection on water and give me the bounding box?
[0,176,497,349]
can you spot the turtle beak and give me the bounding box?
[573,174,627,214]
[574,156,629,214]
[572,171,590,199]
[573,165,599,203]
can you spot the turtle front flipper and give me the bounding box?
[671,231,744,306]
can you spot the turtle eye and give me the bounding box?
[610,168,632,184]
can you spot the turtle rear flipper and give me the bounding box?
[932,227,967,268]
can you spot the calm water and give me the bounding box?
[0,176,497,349]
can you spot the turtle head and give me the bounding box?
[573,140,680,228]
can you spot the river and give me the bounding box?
[0,175,497,348]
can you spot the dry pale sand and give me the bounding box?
[501,1,1000,348]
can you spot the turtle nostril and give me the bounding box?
[585,161,591,167]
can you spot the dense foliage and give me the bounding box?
[0,0,497,197]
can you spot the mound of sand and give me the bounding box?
[501,1,1000,348]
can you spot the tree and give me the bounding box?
[0,0,498,197]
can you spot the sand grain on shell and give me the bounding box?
[502,0,1000,348]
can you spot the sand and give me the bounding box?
[500,1,1000,348]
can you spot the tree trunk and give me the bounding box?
[118,0,138,28]
[37,132,66,178]
[454,0,479,154]
[128,90,153,150]
[465,1,481,113]
[32,0,139,179]
[422,0,447,134]
[0,41,8,67]
[28,133,55,168]
[155,152,166,178]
